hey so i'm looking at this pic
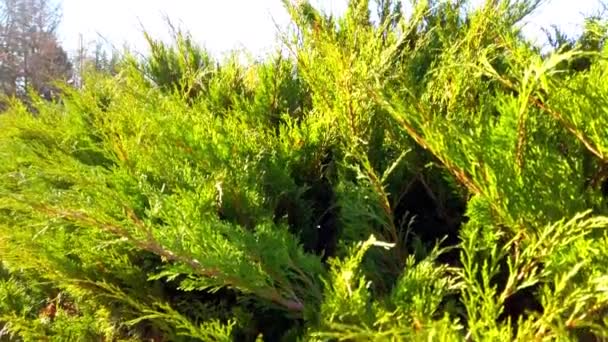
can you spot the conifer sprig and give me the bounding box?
[1,0,607,340]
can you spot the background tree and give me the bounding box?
[71,36,121,88]
[0,0,71,105]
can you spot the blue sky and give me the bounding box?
[57,0,605,58]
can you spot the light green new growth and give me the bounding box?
[1,0,608,341]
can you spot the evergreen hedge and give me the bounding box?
[1,0,608,340]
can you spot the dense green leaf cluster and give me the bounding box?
[1,0,608,340]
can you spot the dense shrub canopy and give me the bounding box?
[1,0,608,340]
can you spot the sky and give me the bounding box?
[57,0,606,58]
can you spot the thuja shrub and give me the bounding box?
[1,0,608,340]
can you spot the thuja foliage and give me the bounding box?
[1,0,608,340]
